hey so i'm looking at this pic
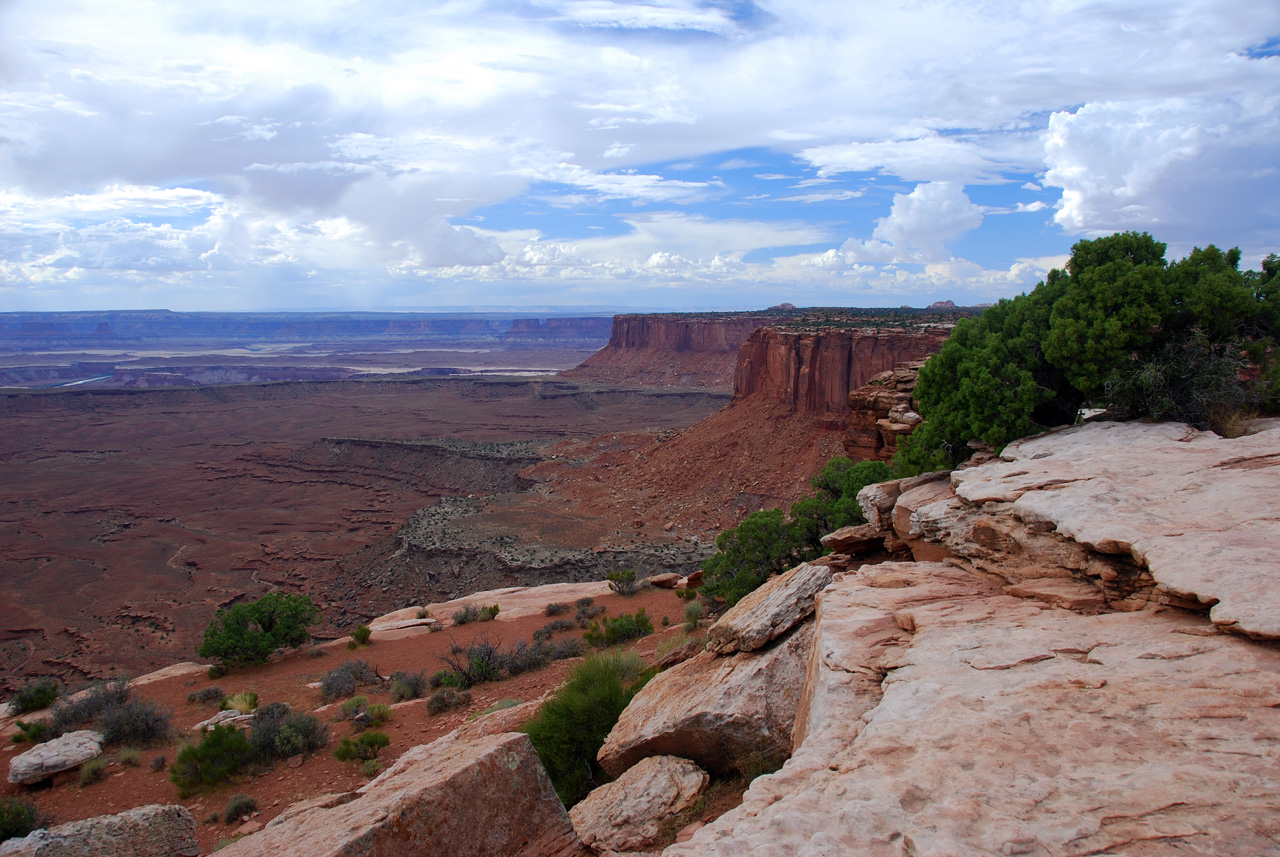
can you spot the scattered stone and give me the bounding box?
[646,573,681,589]
[8,730,103,785]
[570,755,708,852]
[705,561,831,655]
[599,622,813,777]
[819,522,885,555]
[192,708,253,733]
[0,804,196,857]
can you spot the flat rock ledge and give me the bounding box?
[665,561,1280,856]
[217,731,583,857]
[570,755,708,853]
[0,804,197,857]
[8,730,103,785]
[705,561,831,655]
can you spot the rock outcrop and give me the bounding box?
[570,756,708,853]
[842,359,928,460]
[598,622,813,777]
[733,328,948,416]
[666,419,1280,855]
[705,561,830,655]
[562,314,786,389]
[217,731,583,857]
[8,731,103,785]
[0,804,197,857]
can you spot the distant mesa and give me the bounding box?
[765,303,796,311]
[929,299,956,308]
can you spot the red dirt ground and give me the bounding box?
[0,586,701,855]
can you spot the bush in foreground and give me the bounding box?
[169,725,253,797]
[0,797,47,843]
[522,650,652,807]
[223,794,257,825]
[583,609,653,649]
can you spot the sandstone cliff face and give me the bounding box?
[561,314,786,389]
[731,327,950,416]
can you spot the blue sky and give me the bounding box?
[1,1,1278,312]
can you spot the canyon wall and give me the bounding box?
[730,326,951,416]
[561,313,787,388]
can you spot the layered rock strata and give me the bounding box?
[8,730,103,785]
[842,359,928,460]
[570,756,709,853]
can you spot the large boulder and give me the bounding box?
[705,561,831,655]
[0,804,197,857]
[216,730,583,857]
[598,622,813,777]
[568,755,708,853]
[8,730,103,785]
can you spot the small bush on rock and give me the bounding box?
[350,624,372,646]
[13,720,49,744]
[169,724,253,797]
[544,602,569,617]
[426,688,471,715]
[451,604,480,625]
[219,691,258,715]
[333,730,389,762]
[388,670,428,703]
[583,609,654,649]
[187,686,225,706]
[337,696,369,721]
[606,569,639,597]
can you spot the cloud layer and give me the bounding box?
[0,0,1277,310]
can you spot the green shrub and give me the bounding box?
[575,597,595,608]
[219,691,258,715]
[0,797,47,843]
[502,638,583,676]
[78,756,108,787]
[188,686,225,706]
[350,624,372,646]
[522,650,652,807]
[426,688,471,715]
[439,639,504,688]
[337,696,368,721]
[198,592,321,669]
[532,619,576,643]
[150,754,167,772]
[333,730,389,762]
[169,725,253,797]
[98,698,172,746]
[320,660,380,702]
[389,671,428,703]
[451,604,480,625]
[49,679,130,737]
[360,759,381,777]
[897,234,1279,471]
[575,601,606,628]
[606,569,639,597]
[366,704,391,727]
[223,794,257,824]
[13,719,49,744]
[9,679,60,715]
[683,600,705,632]
[249,703,327,761]
[544,602,569,617]
[583,609,654,649]
[479,604,500,622]
[428,669,464,690]
[116,747,142,767]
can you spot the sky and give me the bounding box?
[1,1,1277,313]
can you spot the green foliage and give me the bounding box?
[544,602,569,617]
[683,600,705,632]
[333,730,389,762]
[97,698,173,747]
[116,747,142,767]
[522,650,652,807]
[169,725,253,797]
[360,759,381,777]
[13,720,49,744]
[606,569,639,596]
[337,696,368,720]
[365,704,391,727]
[898,232,1279,470]
[249,703,327,761]
[198,593,321,669]
[0,797,47,843]
[78,756,108,787]
[451,604,480,625]
[49,679,130,737]
[583,609,654,648]
[480,604,500,621]
[9,679,60,715]
[350,624,372,646]
[223,794,257,824]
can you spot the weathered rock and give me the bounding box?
[667,561,1280,856]
[569,756,708,852]
[599,622,813,776]
[0,804,197,857]
[891,476,956,562]
[8,730,103,785]
[646,573,682,589]
[705,562,831,655]
[843,358,936,461]
[818,522,884,555]
[192,708,254,733]
[940,420,1280,637]
[218,731,583,857]
[654,638,704,671]
[856,470,948,532]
